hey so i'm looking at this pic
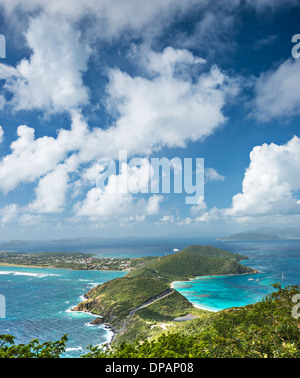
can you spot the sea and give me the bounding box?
[0,237,299,358]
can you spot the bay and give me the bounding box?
[173,239,300,311]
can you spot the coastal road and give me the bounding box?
[129,289,174,317]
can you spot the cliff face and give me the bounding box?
[73,298,122,325]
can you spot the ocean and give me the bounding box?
[0,237,299,357]
[0,267,125,358]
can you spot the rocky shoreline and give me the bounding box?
[70,303,118,346]
[71,294,119,346]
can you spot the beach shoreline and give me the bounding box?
[170,270,260,288]
[170,270,262,312]
[0,263,129,273]
[0,263,49,269]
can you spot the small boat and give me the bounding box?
[248,278,254,281]
[282,272,285,279]
[256,278,259,281]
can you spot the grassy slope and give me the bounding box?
[74,276,198,345]
[150,252,253,283]
[114,290,200,346]
[126,245,255,283]
[74,277,170,323]
[178,245,248,260]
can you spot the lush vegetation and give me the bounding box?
[148,252,254,283]
[126,245,255,283]
[112,290,200,346]
[73,277,172,323]
[136,290,193,322]
[1,284,299,358]
[82,284,300,358]
[176,245,249,261]
[0,334,68,358]
[129,256,158,268]
[125,267,160,279]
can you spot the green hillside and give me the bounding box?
[113,290,198,346]
[73,277,171,323]
[73,245,257,345]
[73,275,197,345]
[178,245,248,260]
[149,252,253,283]
[83,284,300,358]
[2,284,299,358]
[126,267,160,279]
[126,245,255,283]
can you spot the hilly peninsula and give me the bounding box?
[73,245,258,346]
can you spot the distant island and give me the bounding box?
[217,228,300,241]
[217,232,281,241]
[72,245,258,346]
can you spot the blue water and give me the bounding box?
[0,238,299,357]
[0,267,125,357]
[0,237,186,257]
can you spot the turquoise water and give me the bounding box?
[0,238,299,357]
[0,266,125,357]
[173,240,300,311]
[172,273,273,312]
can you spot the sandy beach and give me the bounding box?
[0,263,47,269]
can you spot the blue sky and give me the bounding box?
[0,0,300,240]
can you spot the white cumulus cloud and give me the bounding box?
[225,136,300,217]
[28,164,70,213]
[74,158,163,220]
[252,59,300,122]
[205,168,225,183]
[1,14,91,114]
